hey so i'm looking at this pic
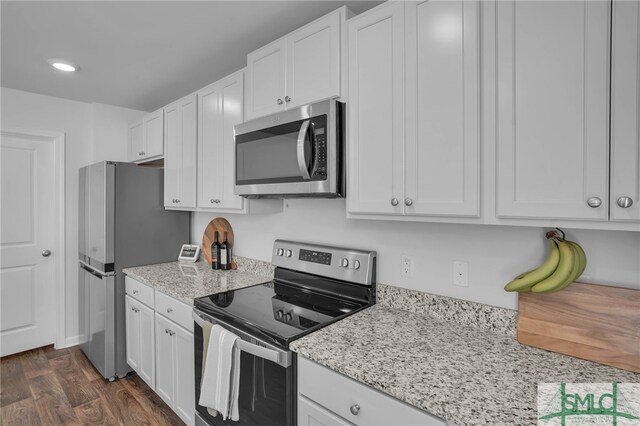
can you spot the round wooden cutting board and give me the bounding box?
[201,218,236,269]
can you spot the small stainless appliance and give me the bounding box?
[78,161,189,380]
[193,240,376,426]
[233,99,345,198]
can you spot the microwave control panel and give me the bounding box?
[311,118,328,180]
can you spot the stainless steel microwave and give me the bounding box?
[234,99,344,198]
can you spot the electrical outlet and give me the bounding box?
[453,261,468,287]
[401,255,414,277]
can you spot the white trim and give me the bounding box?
[64,334,81,348]
[0,126,66,351]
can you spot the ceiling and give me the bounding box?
[1,1,382,112]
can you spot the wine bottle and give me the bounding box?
[220,231,230,270]
[211,231,221,270]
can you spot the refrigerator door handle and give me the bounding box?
[79,260,114,278]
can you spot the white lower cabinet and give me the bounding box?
[155,312,195,426]
[124,294,155,389]
[298,356,446,426]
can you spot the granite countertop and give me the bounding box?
[123,259,272,306]
[290,303,640,426]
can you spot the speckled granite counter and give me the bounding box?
[290,290,639,426]
[122,257,273,306]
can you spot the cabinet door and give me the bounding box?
[128,120,144,162]
[197,83,222,209]
[495,1,610,220]
[144,109,164,159]
[137,303,155,389]
[124,295,139,371]
[174,324,195,426]
[610,0,640,222]
[405,0,480,217]
[347,2,405,215]
[246,39,286,120]
[155,313,175,408]
[164,95,197,209]
[218,72,245,211]
[298,395,353,426]
[286,10,341,109]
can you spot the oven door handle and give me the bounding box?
[192,311,285,366]
[296,119,311,180]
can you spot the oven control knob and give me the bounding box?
[351,260,361,270]
[276,310,284,320]
[285,249,292,258]
[277,248,284,256]
[284,312,292,322]
[340,258,349,268]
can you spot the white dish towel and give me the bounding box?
[199,324,241,421]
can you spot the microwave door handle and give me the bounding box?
[296,120,311,180]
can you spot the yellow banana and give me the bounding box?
[504,239,560,292]
[530,240,576,293]
[550,241,587,292]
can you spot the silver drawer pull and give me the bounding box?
[167,308,173,314]
[350,404,360,415]
[617,196,633,208]
[132,289,139,294]
[586,196,602,208]
[391,198,399,206]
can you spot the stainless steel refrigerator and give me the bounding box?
[78,161,189,380]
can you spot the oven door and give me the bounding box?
[234,99,342,198]
[193,309,296,426]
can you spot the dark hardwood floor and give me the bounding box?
[0,345,185,425]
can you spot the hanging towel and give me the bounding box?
[199,324,241,421]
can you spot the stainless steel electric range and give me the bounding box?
[193,240,377,426]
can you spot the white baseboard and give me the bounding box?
[61,334,81,348]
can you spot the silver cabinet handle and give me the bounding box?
[139,151,145,156]
[166,308,173,314]
[586,197,602,208]
[165,328,169,334]
[391,198,399,206]
[617,196,634,208]
[296,120,311,180]
[132,289,139,294]
[176,199,180,203]
[277,98,283,105]
[210,199,221,204]
[350,404,360,415]
[42,250,51,257]
[168,330,175,336]
[131,307,135,312]
[284,96,291,102]
[404,198,413,206]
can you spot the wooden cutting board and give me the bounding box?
[518,282,640,373]
[201,218,236,269]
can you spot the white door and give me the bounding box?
[405,0,480,217]
[246,39,286,120]
[174,324,195,425]
[144,109,164,159]
[286,9,341,109]
[155,313,176,407]
[125,295,140,371]
[347,2,405,215]
[0,131,57,356]
[128,120,144,162]
[495,0,610,220]
[138,302,155,389]
[610,0,640,222]
[218,71,245,211]
[197,82,222,209]
[298,396,353,426]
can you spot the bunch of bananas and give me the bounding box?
[504,232,586,294]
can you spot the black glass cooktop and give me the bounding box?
[194,276,370,348]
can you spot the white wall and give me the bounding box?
[192,199,640,310]
[1,87,144,344]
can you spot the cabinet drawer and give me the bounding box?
[125,276,154,308]
[298,357,446,426]
[155,291,193,332]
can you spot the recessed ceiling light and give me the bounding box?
[48,58,78,72]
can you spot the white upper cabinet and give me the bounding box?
[246,39,287,119]
[245,7,345,120]
[164,94,197,209]
[405,0,480,217]
[610,0,640,222]
[348,0,480,218]
[495,0,610,220]
[347,1,405,215]
[128,108,164,162]
[197,70,245,211]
